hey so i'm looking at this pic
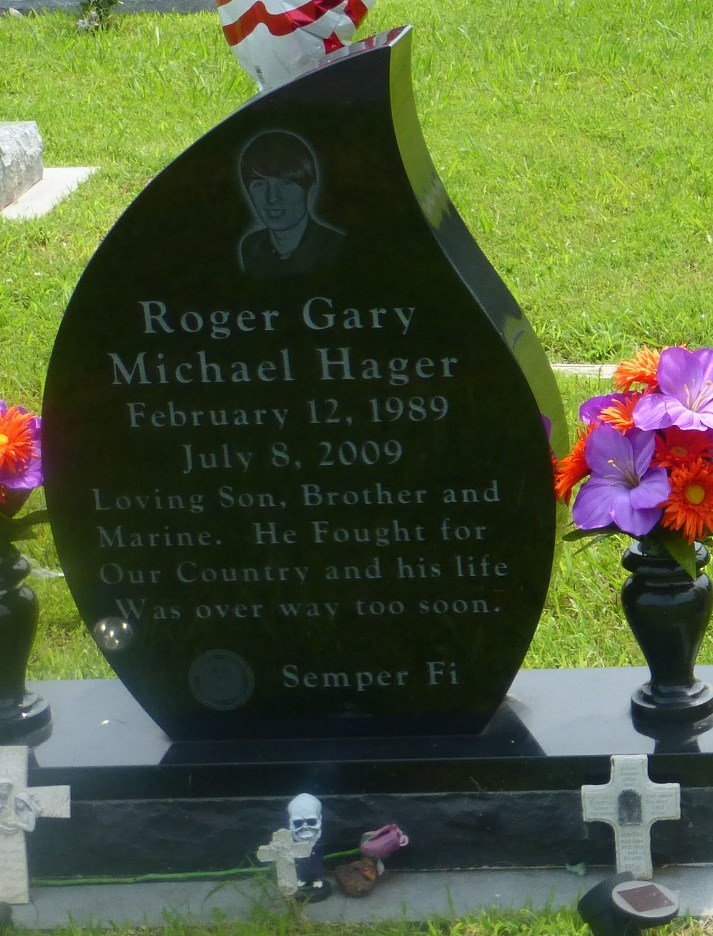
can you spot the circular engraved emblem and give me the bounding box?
[188,651,255,710]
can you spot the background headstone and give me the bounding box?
[0,122,43,211]
[43,28,566,741]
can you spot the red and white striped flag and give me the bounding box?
[216,0,376,91]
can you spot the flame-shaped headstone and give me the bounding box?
[44,28,565,741]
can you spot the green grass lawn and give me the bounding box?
[24,911,713,936]
[2,2,713,932]
[1,0,711,679]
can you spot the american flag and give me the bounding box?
[217,0,376,90]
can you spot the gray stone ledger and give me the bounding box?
[0,121,43,210]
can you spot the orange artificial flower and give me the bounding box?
[555,424,594,504]
[598,392,642,433]
[613,347,661,392]
[654,427,713,470]
[0,406,36,480]
[661,458,713,544]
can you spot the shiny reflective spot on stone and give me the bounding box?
[93,618,134,652]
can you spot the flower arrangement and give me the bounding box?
[555,346,713,578]
[0,399,47,550]
[77,0,121,30]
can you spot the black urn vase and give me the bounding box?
[0,545,51,740]
[622,540,713,724]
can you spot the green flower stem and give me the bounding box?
[31,849,362,888]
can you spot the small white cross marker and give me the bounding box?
[0,746,71,904]
[581,754,680,879]
[257,827,313,896]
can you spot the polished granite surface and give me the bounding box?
[24,667,713,796]
[21,669,713,876]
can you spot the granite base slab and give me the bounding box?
[23,667,713,880]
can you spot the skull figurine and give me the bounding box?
[288,793,322,845]
[285,793,331,899]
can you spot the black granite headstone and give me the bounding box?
[43,27,566,741]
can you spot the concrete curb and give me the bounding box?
[551,363,616,378]
[1,167,97,220]
[9,867,713,928]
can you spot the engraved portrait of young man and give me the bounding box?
[237,130,346,277]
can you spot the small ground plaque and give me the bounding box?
[43,28,565,741]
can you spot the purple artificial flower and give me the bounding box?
[572,425,670,536]
[634,346,713,432]
[579,393,632,425]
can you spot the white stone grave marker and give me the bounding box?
[257,827,313,896]
[0,122,43,210]
[581,754,680,879]
[0,746,71,903]
[0,121,98,220]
